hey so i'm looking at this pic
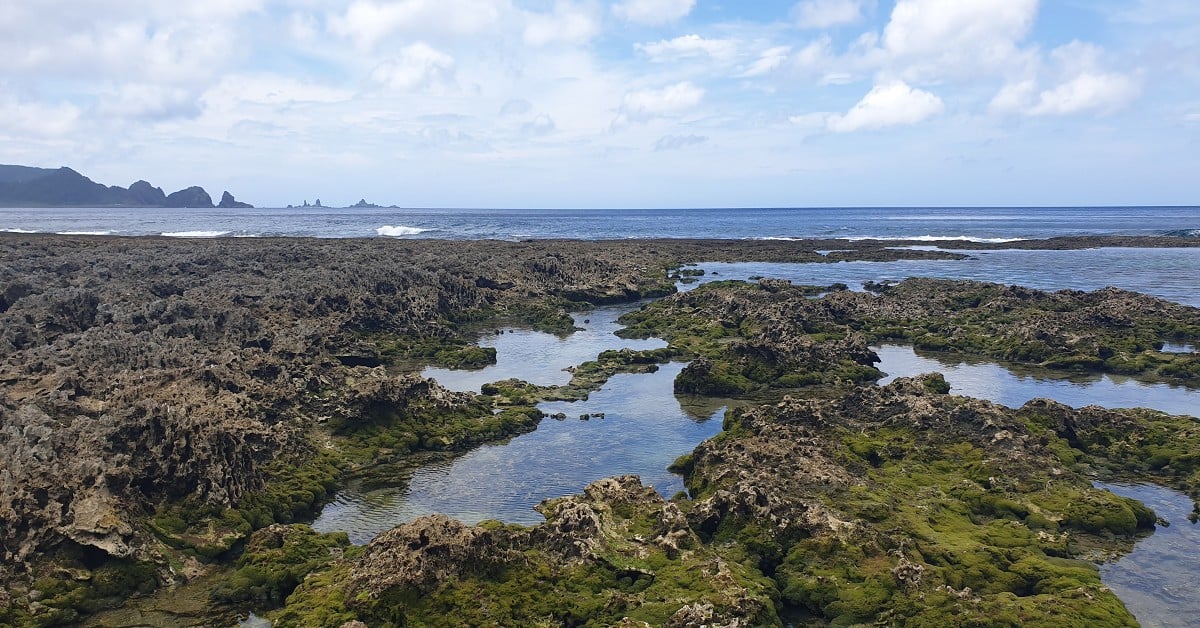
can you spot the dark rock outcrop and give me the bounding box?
[0,163,246,208]
[128,180,168,206]
[218,191,253,209]
[164,186,214,208]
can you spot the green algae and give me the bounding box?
[269,491,779,627]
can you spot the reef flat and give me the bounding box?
[0,233,1197,626]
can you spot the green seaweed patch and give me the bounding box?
[378,335,498,370]
[211,524,356,607]
[151,447,343,558]
[18,552,158,626]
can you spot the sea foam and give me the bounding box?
[57,230,112,236]
[2,228,38,233]
[161,230,231,238]
[845,235,1027,243]
[376,225,431,237]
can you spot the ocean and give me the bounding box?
[1,205,1197,240]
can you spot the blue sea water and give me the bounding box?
[1,205,1197,240]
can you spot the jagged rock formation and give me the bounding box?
[275,476,777,626]
[0,236,697,601]
[219,191,253,209]
[1,234,1197,624]
[621,277,1200,393]
[264,376,1188,625]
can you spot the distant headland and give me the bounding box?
[0,164,253,208]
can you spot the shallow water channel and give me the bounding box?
[314,254,1200,623]
[313,304,728,542]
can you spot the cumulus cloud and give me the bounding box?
[98,84,203,121]
[1025,73,1140,115]
[989,42,1141,117]
[369,43,456,91]
[793,0,868,29]
[618,82,705,122]
[881,0,1039,81]
[612,0,695,25]
[0,96,82,138]
[654,134,708,151]
[636,35,738,64]
[826,80,944,132]
[328,0,502,50]
[523,1,601,47]
[521,114,557,137]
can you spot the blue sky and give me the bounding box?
[1,0,1197,207]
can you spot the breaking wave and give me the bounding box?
[376,225,431,237]
[161,230,231,238]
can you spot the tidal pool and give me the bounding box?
[314,362,725,544]
[875,343,1200,624]
[1097,483,1200,628]
[421,302,665,392]
[875,344,1200,418]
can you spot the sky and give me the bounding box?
[1,0,1197,208]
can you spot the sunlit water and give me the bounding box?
[313,362,724,543]
[691,248,1200,307]
[421,303,665,392]
[1097,483,1200,628]
[875,345,1200,418]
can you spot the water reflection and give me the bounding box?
[875,345,1200,417]
[422,302,665,392]
[1098,483,1200,628]
[691,248,1200,307]
[314,363,724,544]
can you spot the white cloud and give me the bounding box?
[0,96,82,138]
[881,0,1039,81]
[1186,112,1200,122]
[612,0,695,25]
[654,134,708,151]
[793,0,868,29]
[740,46,793,77]
[636,35,738,64]
[826,80,944,132]
[205,75,354,108]
[521,114,557,137]
[989,42,1141,117]
[369,43,456,91]
[98,84,202,121]
[523,2,601,47]
[1018,73,1140,116]
[328,0,503,50]
[618,82,704,122]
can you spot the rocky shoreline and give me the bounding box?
[1,234,1198,626]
